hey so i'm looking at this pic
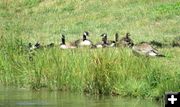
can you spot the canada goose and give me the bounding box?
[28,42,41,51]
[93,33,105,48]
[60,35,76,49]
[71,31,93,47]
[119,33,134,47]
[108,33,119,47]
[60,35,68,49]
[94,33,115,48]
[132,42,165,57]
[172,36,180,47]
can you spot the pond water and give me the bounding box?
[0,87,163,107]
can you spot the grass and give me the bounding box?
[0,0,180,100]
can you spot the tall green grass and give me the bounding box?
[0,35,180,100]
[0,0,180,100]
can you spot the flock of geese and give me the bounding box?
[28,31,180,57]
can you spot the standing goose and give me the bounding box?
[60,35,76,49]
[71,31,93,47]
[132,42,165,57]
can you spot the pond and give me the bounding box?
[0,87,163,107]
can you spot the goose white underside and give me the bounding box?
[69,46,76,49]
[96,44,103,48]
[60,44,76,49]
[80,40,92,46]
[147,51,158,56]
[60,45,68,49]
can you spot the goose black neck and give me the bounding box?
[115,33,119,42]
[102,36,108,44]
[126,33,130,38]
[83,35,87,41]
[62,37,65,44]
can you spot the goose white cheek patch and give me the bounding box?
[84,32,87,36]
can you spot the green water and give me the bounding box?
[0,87,163,107]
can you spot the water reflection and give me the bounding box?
[0,87,163,107]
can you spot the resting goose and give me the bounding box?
[28,41,41,51]
[94,33,115,48]
[132,42,165,57]
[107,33,119,47]
[60,35,76,49]
[71,31,93,47]
[119,33,134,47]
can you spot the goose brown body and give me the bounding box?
[118,33,134,47]
[132,42,165,57]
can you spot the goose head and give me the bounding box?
[28,43,32,48]
[80,31,93,46]
[83,31,89,36]
[101,33,108,44]
[126,33,130,38]
[34,41,41,48]
[82,31,89,41]
[124,33,134,47]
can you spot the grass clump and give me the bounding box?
[85,49,119,95]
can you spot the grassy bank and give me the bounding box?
[0,0,180,99]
